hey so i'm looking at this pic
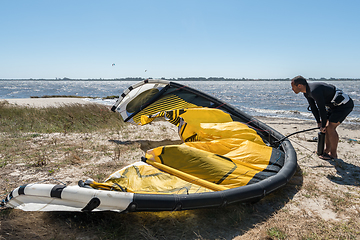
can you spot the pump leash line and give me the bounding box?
[274,127,320,145]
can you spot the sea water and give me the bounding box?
[0,80,359,124]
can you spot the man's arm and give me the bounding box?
[306,97,321,124]
[312,94,328,128]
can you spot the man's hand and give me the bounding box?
[318,123,326,133]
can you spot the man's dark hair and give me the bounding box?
[291,75,308,86]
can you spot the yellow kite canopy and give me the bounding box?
[3,80,297,213]
[90,108,284,194]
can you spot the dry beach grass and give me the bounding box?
[0,99,359,239]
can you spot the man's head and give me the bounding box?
[291,75,307,94]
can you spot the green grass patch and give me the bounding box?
[0,102,124,133]
[267,227,287,239]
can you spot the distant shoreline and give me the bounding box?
[2,97,93,108]
[1,78,360,81]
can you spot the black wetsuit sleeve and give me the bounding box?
[306,97,321,124]
[307,89,328,128]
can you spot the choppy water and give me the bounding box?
[0,80,359,124]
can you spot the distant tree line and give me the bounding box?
[1,77,359,81]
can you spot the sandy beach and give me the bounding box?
[3,97,92,108]
[1,98,359,239]
[238,116,360,239]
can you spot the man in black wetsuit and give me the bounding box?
[291,76,354,160]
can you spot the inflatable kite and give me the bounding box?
[1,80,297,213]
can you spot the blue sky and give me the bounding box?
[1,0,359,79]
